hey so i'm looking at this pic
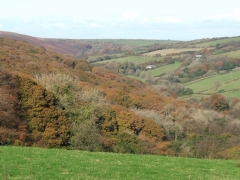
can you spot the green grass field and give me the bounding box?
[127,62,182,81]
[183,70,240,98]
[1,146,240,180]
[195,37,240,47]
[81,39,179,46]
[145,61,182,77]
[205,79,240,92]
[142,48,203,57]
[94,56,162,64]
[212,49,240,58]
[127,75,144,81]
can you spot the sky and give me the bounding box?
[0,0,240,40]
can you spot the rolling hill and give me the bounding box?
[0,31,179,60]
[0,30,94,55]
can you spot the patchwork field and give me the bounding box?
[213,49,240,58]
[1,146,240,180]
[142,48,203,57]
[183,70,240,98]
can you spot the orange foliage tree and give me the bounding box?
[16,74,70,147]
[0,69,28,145]
[96,105,168,154]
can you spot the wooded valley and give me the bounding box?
[1,34,240,160]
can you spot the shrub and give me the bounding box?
[113,132,151,154]
[201,94,229,112]
[210,94,229,112]
[216,146,240,160]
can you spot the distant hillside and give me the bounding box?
[0,30,93,55]
[0,31,179,61]
[82,39,179,46]
[195,36,240,48]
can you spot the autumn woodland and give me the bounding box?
[1,32,240,160]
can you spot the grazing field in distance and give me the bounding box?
[183,69,240,98]
[1,146,240,180]
[212,49,240,58]
[127,75,144,81]
[145,61,182,77]
[127,61,182,81]
[95,56,162,64]
[142,48,203,57]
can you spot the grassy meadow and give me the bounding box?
[142,48,203,57]
[95,56,162,64]
[145,61,182,77]
[212,49,240,58]
[183,70,240,98]
[1,146,240,180]
[127,61,182,82]
[127,75,144,81]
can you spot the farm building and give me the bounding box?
[195,55,202,58]
[146,65,156,69]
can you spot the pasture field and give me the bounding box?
[183,70,240,98]
[202,79,240,98]
[1,146,240,180]
[127,62,182,81]
[180,93,207,100]
[195,37,240,48]
[221,89,240,98]
[94,56,162,64]
[127,75,144,81]
[142,48,203,57]
[212,49,240,58]
[204,79,240,93]
[145,61,182,77]
[81,39,179,46]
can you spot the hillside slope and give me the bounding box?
[0,37,185,154]
[0,31,77,55]
[1,36,240,159]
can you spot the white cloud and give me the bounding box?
[211,7,240,21]
[121,11,139,20]
[89,22,99,27]
[121,12,183,25]
[138,16,183,24]
[230,7,240,20]
[154,16,183,23]
[140,17,149,22]
[52,22,65,28]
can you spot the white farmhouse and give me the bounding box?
[146,65,156,69]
